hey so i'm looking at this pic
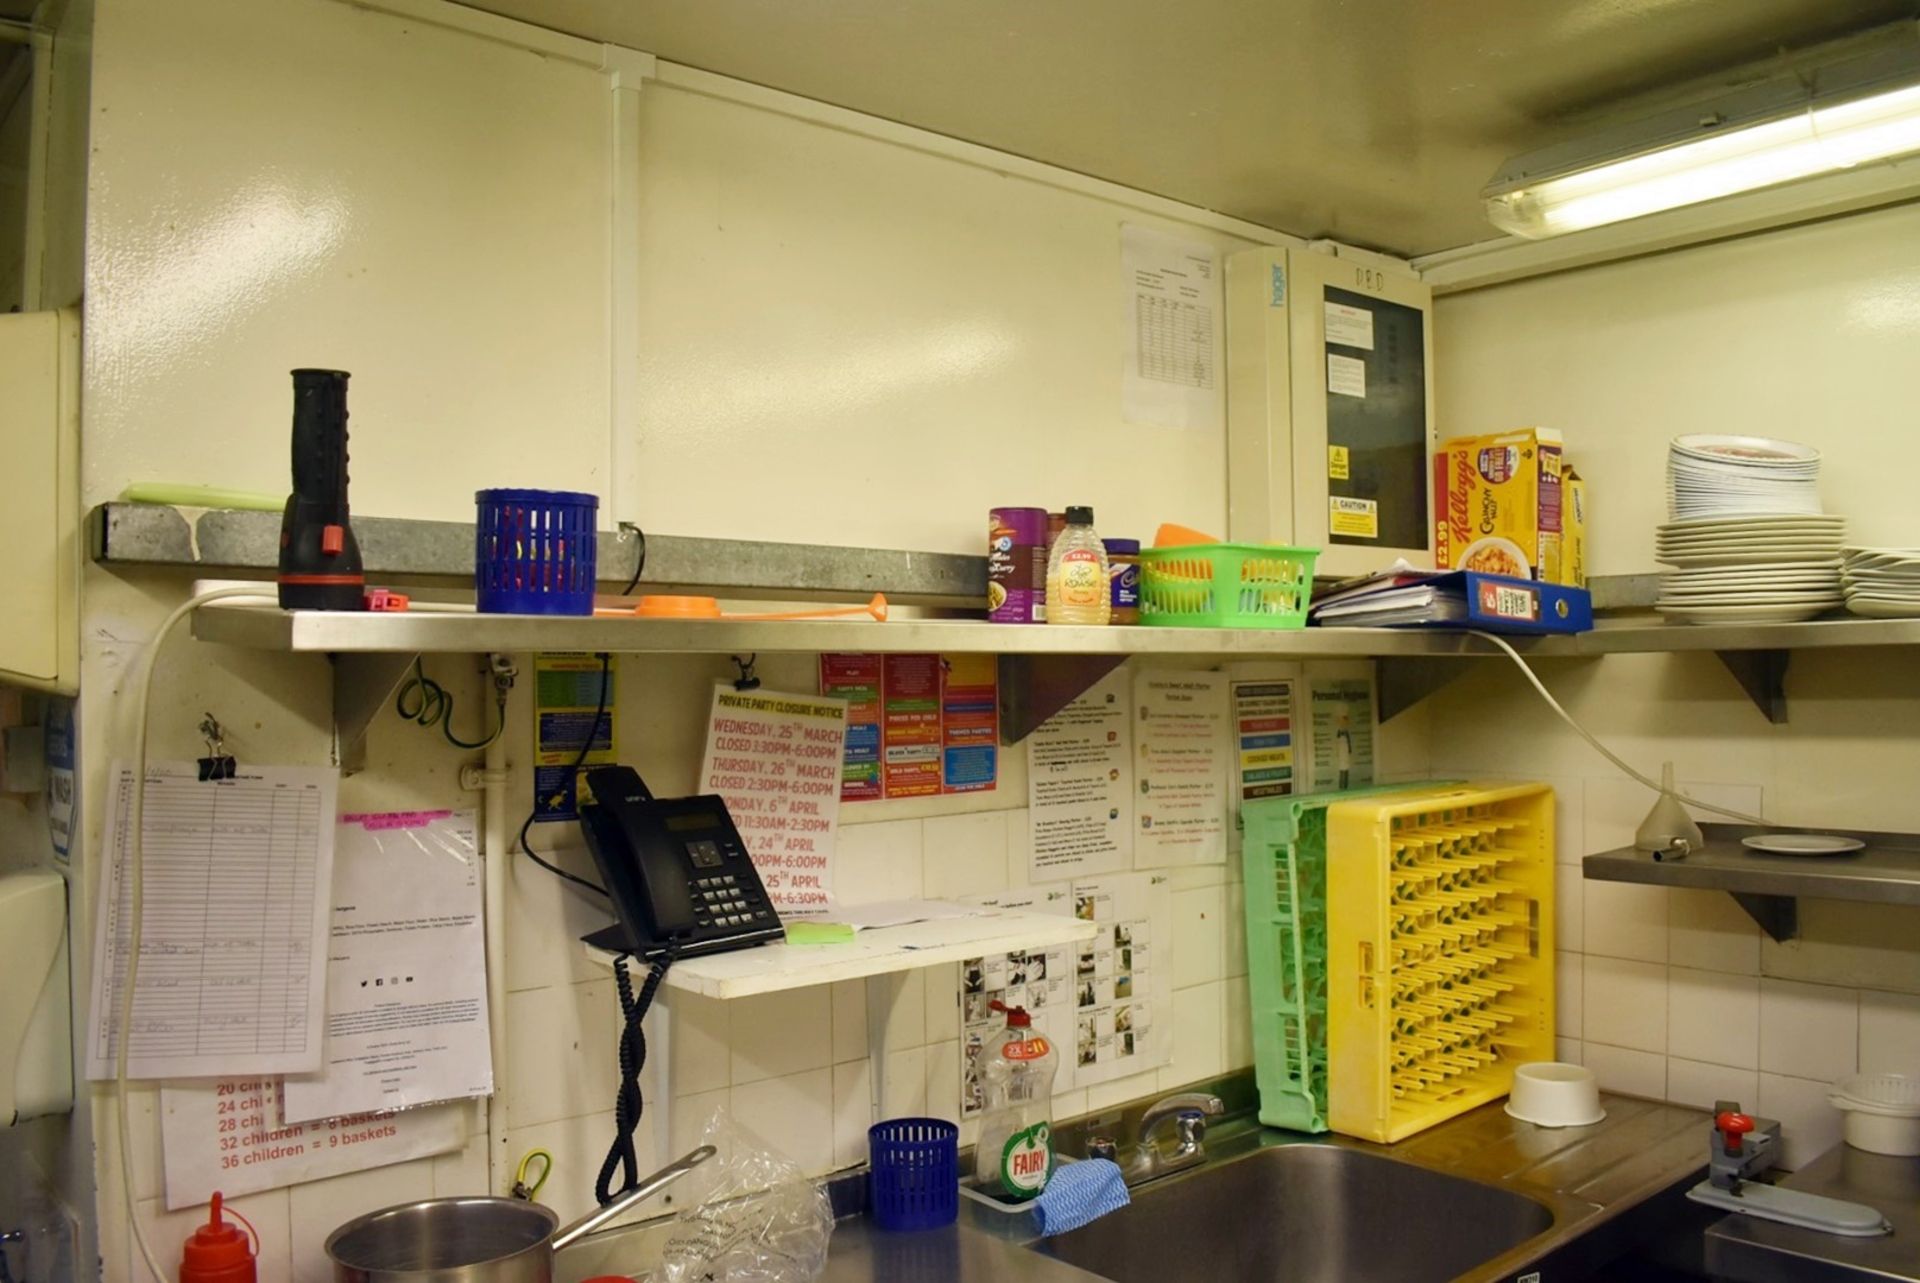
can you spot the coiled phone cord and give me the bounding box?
[596,948,677,1205]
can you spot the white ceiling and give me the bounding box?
[460,0,1914,256]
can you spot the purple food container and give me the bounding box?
[988,507,1049,624]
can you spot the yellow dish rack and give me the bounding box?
[1327,782,1555,1143]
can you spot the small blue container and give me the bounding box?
[475,488,598,615]
[868,1118,959,1231]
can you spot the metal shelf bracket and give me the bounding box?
[1730,891,1798,942]
[998,654,1128,745]
[332,652,418,774]
[1715,649,1789,724]
[1378,657,1474,722]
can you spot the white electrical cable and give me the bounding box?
[1469,629,1770,825]
[117,586,277,1280]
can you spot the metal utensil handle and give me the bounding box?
[552,1145,716,1251]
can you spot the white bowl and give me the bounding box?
[1505,1062,1606,1128]
[1830,1074,1920,1156]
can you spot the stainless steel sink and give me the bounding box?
[1034,1143,1554,1283]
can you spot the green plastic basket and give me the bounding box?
[1138,543,1319,628]
[1241,784,1455,1133]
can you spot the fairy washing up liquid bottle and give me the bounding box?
[974,1000,1058,1200]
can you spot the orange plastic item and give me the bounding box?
[599,593,888,622]
[1152,522,1221,548]
[180,1193,257,1283]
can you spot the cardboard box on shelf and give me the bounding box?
[1564,467,1587,590]
[1433,428,1578,585]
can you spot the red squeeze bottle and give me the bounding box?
[180,1193,256,1283]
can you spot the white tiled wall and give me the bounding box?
[1424,651,1920,1169]
[492,654,1261,1230]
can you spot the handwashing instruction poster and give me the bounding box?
[958,871,1171,1115]
[819,653,998,802]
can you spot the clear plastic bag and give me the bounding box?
[657,1110,835,1283]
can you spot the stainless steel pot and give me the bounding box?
[324,1145,715,1283]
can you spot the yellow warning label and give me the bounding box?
[1328,445,1349,481]
[1329,496,1378,539]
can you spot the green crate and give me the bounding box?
[1138,543,1318,629]
[1241,784,1453,1133]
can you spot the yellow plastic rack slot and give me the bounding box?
[1327,782,1556,1144]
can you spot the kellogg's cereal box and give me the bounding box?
[1433,428,1569,584]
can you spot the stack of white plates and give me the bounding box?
[1843,548,1920,618]
[1668,434,1823,520]
[1655,515,1845,623]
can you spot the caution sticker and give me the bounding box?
[1329,496,1378,538]
[1328,445,1350,481]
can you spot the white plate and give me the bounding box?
[1657,538,1845,551]
[1667,568,1842,581]
[1672,434,1821,464]
[1657,595,1843,607]
[1846,598,1920,618]
[1666,553,1843,564]
[1742,833,1865,856]
[1666,563,1843,577]
[1657,602,1838,623]
[1666,579,1842,591]
[1659,517,1845,533]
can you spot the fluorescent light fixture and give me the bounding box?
[1485,42,1920,238]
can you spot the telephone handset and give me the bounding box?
[577,765,784,960]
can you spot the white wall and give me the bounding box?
[1433,200,1920,1168]
[73,1,1291,1278]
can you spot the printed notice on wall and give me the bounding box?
[1230,677,1297,805]
[1067,872,1173,1087]
[822,655,998,802]
[699,685,848,917]
[1133,670,1230,869]
[1307,677,1375,792]
[940,654,1000,794]
[1027,668,1133,881]
[1324,300,1375,351]
[820,654,883,801]
[960,886,1077,1118]
[161,1078,466,1209]
[86,763,337,1081]
[1121,224,1223,431]
[1327,352,1367,398]
[281,811,492,1124]
[882,655,942,798]
[531,653,617,822]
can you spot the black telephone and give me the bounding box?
[577,765,784,960]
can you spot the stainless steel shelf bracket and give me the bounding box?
[1730,891,1798,942]
[1377,657,1473,722]
[998,654,1128,745]
[332,651,418,774]
[1715,649,1789,724]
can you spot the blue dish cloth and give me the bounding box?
[1031,1159,1130,1236]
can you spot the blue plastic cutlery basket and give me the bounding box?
[868,1118,959,1231]
[474,488,598,615]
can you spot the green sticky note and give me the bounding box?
[785,921,855,946]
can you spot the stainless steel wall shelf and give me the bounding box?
[186,602,1920,766]
[90,502,986,606]
[1583,825,1920,942]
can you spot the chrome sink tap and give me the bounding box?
[1087,1093,1225,1186]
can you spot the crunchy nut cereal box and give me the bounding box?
[1433,428,1568,584]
